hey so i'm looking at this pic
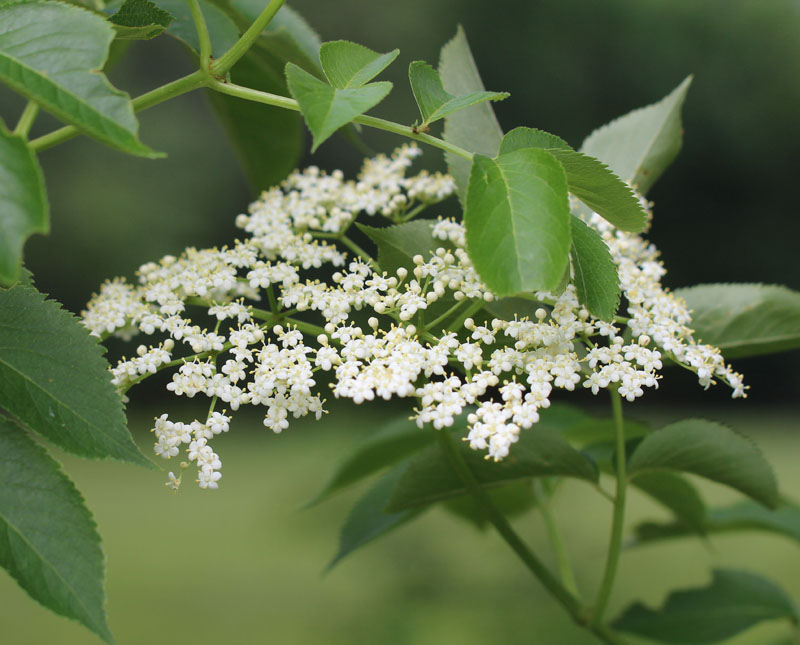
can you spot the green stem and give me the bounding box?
[592,388,628,626]
[340,236,379,270]
[435,430,584,620]
[445,298,486,333]
[206,79,474,161]
[538,480,581,599]
[423,298,471,334]
[188,0,212,70]
[14,102,39,139]
[210,0,286,75]
[29,71,207,152]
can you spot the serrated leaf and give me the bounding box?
[628,419,778,508]
[155,0,239,57]
[613,569,798,644]
[386,424,598,512]
[0,123,48,287]
[0,284,151,466]
[357,220,443,275]
[439,26,503,202]
[305,415,435,507]
[464,149,571,296]
[549,150,648,232]
[498,126,572,154]
[443,479,537,531]
[0,416,111,643]
[327,466,424,570]
[569,216,620,321]
[320,40,398,89]
[673,283,800,359]
[408,60,507,128]
[0,0,158,157]
[633,500,800,546]
[581,76,692,195]
[558,416,651,449]
[109,0,173,40]
[632,471,707,536]
[285,62,392,152]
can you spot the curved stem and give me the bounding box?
[188,0,212,70]
[206,79,474,161]
[29,71,207,152]
[210,0,287,76]
[538,480,580,599]
[435,430,584,620]
[591,388,628,626]
[14,102,39,139]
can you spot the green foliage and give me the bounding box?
[0,0,157,157]
[628,419,778,508]
[568,216,620,320]
[320,40,399,89]
[305,416,435,507]
[385,425,598,512]
[0,124,48,287]
[633,500,800,547]
[0,416,111,643]
[439,26,503,202]
[408,60,507,129]
[0,283,151,467]
[673,283,800,359]
[464,149,571,296]
[286,41,396,151]
[632,472,707,536]
[155,0,239,57]
[498,126,571,153]
[109,0,174,40]
[327,467,424,570]
[581,76,692,195]
[613,569,798,644]
[443,480,537,531]
[357,220,446,275]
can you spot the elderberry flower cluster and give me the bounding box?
[82,145,745,489]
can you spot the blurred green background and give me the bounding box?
[1,0,800,643]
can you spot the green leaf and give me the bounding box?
[408,60,507,128]
[628,419,778,508]
[0,123,48,287]
[155,0,239,57]
[498,126,572,154]
[634,500,800,546]
[439,26,503,202]
[558,416,650,449]
[581,76,692,195]
[443,479,537,531]
[0,416,111,643]
[259,4,322,72]
[305,415,435,507]
[0,283,151,467]
[464,149,571,296]
[0,0,158,157]
[327,467,424,570]
[568,216,620,321]
[632,471,707,536]
[613,569,799,644]
[320,40,398,89]
[673,283,800,359]
[285,62,392,152]
[549,150,648,232]
[109,0,173,40]
[356,220,444,275]
[386,425,598,512]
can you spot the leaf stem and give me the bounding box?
[445,298,486,333]
[435,429,584,620]
[29,71,207,152]
[591,387,628,626]
[537,480,581,599]
[424,298,472,334]
[14,102,39,139]
[206,79,474,161]
[210,0,287,76]
[187,0,213,70]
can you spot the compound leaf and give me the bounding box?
[109,0,173,40]
[569,216,620,321]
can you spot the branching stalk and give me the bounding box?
[591,388,628,626]
[210,0,287,75]
[14,102,39,139]
[187,0,213,70]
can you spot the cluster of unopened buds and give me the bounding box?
[82,144,746,490]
